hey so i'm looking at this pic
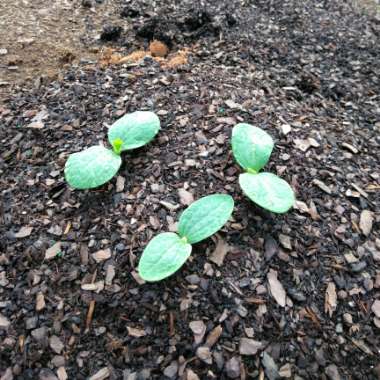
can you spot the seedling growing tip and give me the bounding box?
[138,194,234,282]
[112,137,124,155]
[64,111,160,189]
[231,123,295,213]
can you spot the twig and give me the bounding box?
[85,270,97,333]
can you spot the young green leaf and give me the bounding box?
[112,137,123,155]
[138,232,192,282]
[64,146,122,189]
[239,172,295,213]
[178,194,234,244]
[108,111,160,151]
[231,123,274,172]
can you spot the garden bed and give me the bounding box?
[0,0,379,379]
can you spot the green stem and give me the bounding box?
[247,168,258,174]
[112,138,123,155]
[180,236,188,244]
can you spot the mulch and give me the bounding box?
[0,0,379,379]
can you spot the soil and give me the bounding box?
[0,0,380,379]
[0,0,123,99]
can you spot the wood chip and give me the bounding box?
[45,242,61,260]
[239,338,264,355]
[325,282,337,317]
[178,188,194,206]
[160,200,180,211]
[0,314,10,329]
[80,244,89,265]
[189,320,206,345]
[36,292,46,311]
[280,124,291,135]
[359,210,373,236]
[205,325,223,348]
[131,270,145,285]
[278,234,292,250]
[186,369,200,380]
[85,299,95,333]
[294,200,309,213]
[26,121,44,129]
[341,142,358,154]
[209,238,229,266]
[352,183,368,198]
[267,269,287,307]
[216,117,236,125]
[127,326,147,337]
[57,367,68,380]
[308,200,320,220]
[225,99,242,109]
[313,179,332,194]
[49,335,64,354]
[92,249,111,263]
[351,338,373,356]
[371,300,380,318]
[195,346,212,364]
[116,176,125,192]
[81,281,104,293]
[81,283,98,291]
[14,226,33,238]
[294,138,319,152]
[89,367,110,380]
[344,252,358,264]
[105,265,115,286]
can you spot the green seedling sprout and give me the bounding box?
[138,194,234,282]
[112,137,124,155]
[231,123,295,213]
[64,111,160,189]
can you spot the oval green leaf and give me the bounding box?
[231,123,274,172]
[138,232,192,282]
[108,111,160,152]
[64,146,121,189]
[239,172,295,213]
[178,194,234,244]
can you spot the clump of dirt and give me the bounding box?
[100,25,123,41]
[98,44,189,68]
[134,8,229,48]
[149,40,169,57]
[120,6,140,19]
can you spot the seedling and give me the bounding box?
[231,123,295,213]
[64,111,160,189]
[138,194,234,282]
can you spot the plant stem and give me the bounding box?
[112,138,123,155]
[180,236,188,244]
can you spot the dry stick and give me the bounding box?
[85,270,97,333]
[169,311,175,337]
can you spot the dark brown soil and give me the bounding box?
[0,1,379,379]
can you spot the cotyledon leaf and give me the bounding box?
[138,232,192,282]
[178,194,234,244]
[239,172,295,213]
[231,123,274,172]
[64,146,122,189]
[108,111,160,152]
